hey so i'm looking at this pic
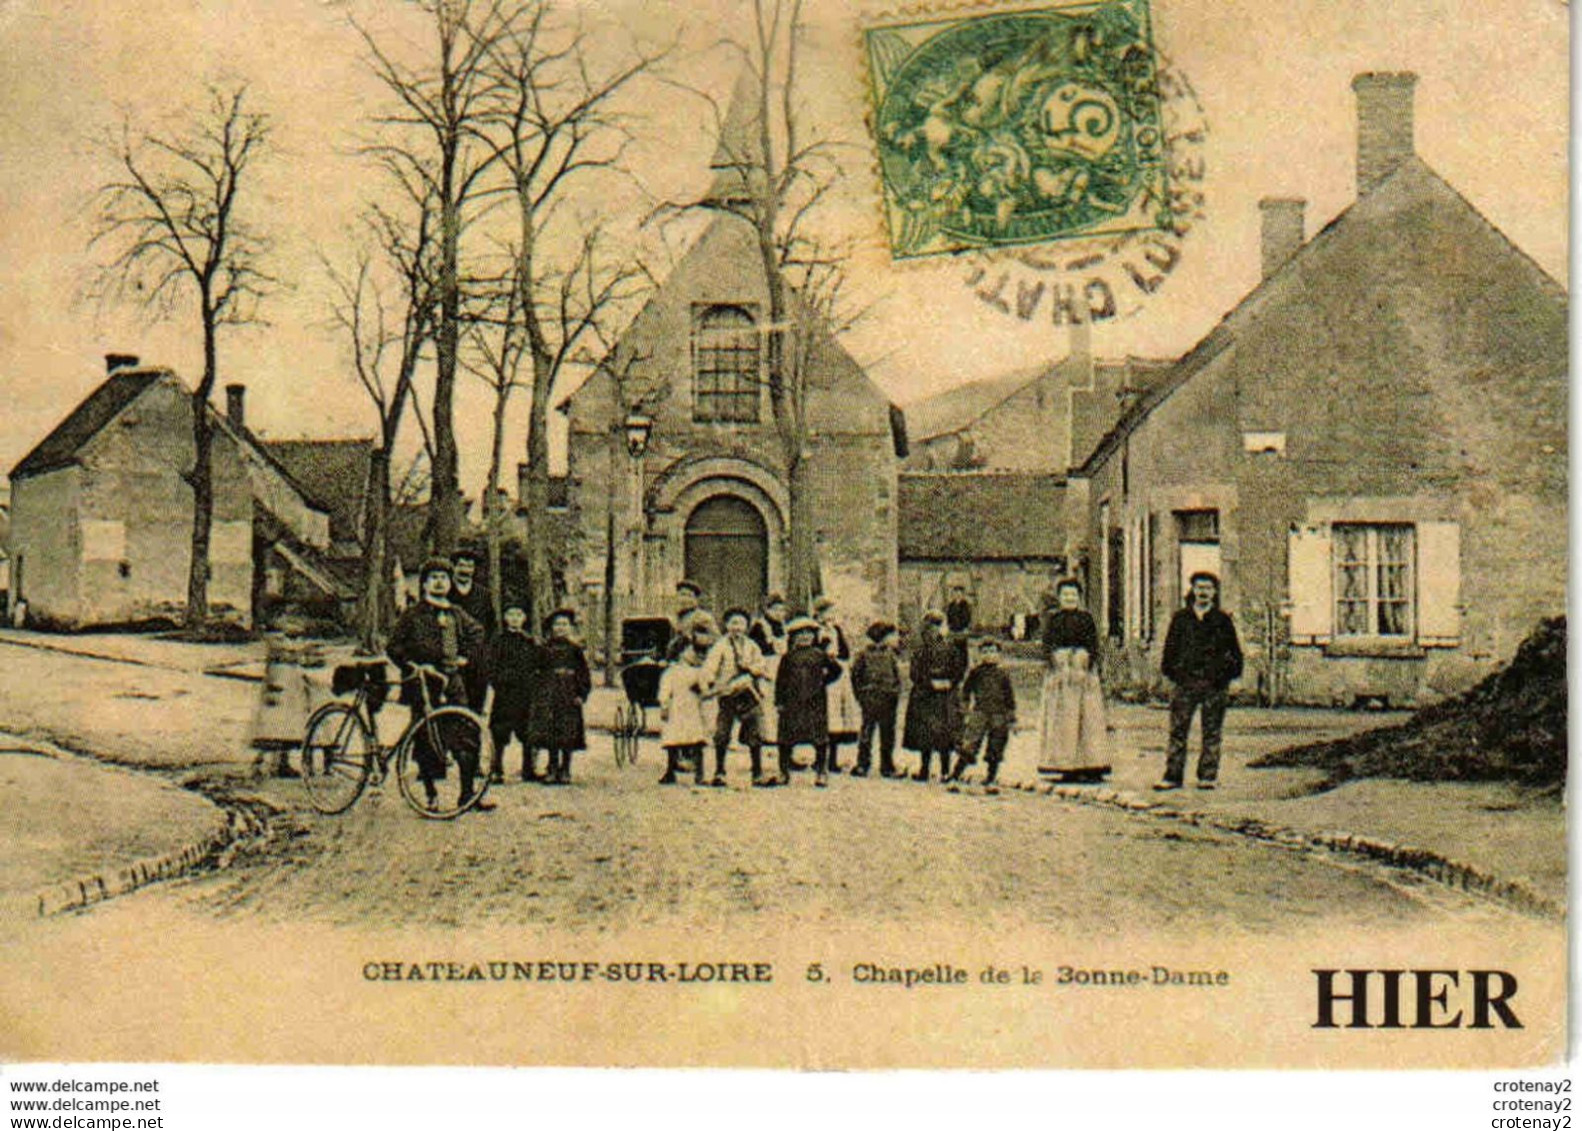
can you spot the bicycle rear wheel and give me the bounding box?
[299,703,373,814]
[394,706,495,820]
[612,703,631,767]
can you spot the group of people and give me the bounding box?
[653,579,1095,792]
[380,551,1245,810]
[386,552,591,810]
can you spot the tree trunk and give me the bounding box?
[485,391,510,629]
[426,82,463,556]
[358,447,391,653]
[186,303,218,628]
[787,451,818,609]
[602,426,620,684]
[516,186,555,632]
[521,417,551,630]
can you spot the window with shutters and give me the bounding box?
[1333,524,1414,638]
[693,305,761,423]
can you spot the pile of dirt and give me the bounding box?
[1252,617,1567,789]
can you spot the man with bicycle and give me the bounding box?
[387,557,492,812]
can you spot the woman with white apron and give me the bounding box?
[1037,579,1111,780]
[813,595,861,772]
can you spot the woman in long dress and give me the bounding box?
[813,595,861,772]
[1037,579,1111,780]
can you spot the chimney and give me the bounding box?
[104,353,140,375]
[226,383,246,429]
[1352,72,1418,195]
[1258,197,1306,279]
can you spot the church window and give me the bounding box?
[693,305,761,423]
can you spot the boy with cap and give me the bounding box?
[947,638,1016,787]
[487,597,543,783]
[851,621,902,778]
[701,607,770,787]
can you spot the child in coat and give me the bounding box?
[659,615,716,786]
[850,621,902,778]
[487,599,542,783]
[775,617,842,787]
[537,609,592,785]
[948,639,1017,786]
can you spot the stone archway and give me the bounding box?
[684,495,769,616]
[645,457,789,611]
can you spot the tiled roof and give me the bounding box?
[1075,157,1565,478]
[10,369,165,479]
[898,472,1066,560]
[262,439,375,544]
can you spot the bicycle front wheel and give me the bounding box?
[299,703,374,814]
[395,706,495,820]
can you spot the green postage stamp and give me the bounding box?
[865,0,1172,259]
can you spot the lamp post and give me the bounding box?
[622,411,653,609]
[623,412,653,459]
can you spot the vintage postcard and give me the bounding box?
[0,0,1566,1071]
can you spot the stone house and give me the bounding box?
[255,427,376,625]
[897,471,1067,633]
[1066,73,1568,706]
[7,357,340,630]
[558,214,906,633]
[904,326,1169,474]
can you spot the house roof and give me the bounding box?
[10,369,165,479]
[262,439,375,544]
[1074,156,1567,478]
[901,364,1050,444]
[898,472,1066,560]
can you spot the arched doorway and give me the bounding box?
[684,495,768,615]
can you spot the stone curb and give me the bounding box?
[28,812,241,919]
[1006,777,1564,922]
[0,734,247,920]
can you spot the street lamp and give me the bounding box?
[623,412,653,458]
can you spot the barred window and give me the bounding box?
[1334,524,1413,637]
[694,305,760,423]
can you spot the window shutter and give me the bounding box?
[1287,524,1332,645]
[1416,522,1462,646]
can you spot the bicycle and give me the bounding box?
[297,660,495,820]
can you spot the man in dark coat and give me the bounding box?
[537,609,592,784]
[902,610,967,782]
[1157,572,1244,791]
[945,583,974,669]
[774,617,842,787]
[386,557,490,811]
[487,598,543,783]
[448,549,493,708]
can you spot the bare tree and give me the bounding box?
[89,83,275,628]
[459,263,528,628]
[686,0,850,608]
[324,192,438,649]
[355,0,517,557]
[476,8,662,626]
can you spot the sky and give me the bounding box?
[0,0,1567,500]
